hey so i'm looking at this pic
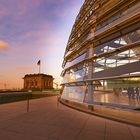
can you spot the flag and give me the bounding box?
[37,60,41,65]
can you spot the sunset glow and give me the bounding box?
[0,0,83,89]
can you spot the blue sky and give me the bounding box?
[0,0,83,89]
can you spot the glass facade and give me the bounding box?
[61,0,140,107]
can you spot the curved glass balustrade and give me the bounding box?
[61,85,87,103]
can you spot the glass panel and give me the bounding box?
[61,86,87,103]
[63,64,87,83]
[64,50,89,69]
[94,78,140,107]
[66,29,94,55]
[94,29,140,56]
[96,1,140,31]
[94,45,140,80]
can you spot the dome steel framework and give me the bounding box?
[61,0,140,104]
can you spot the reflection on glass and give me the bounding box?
[94,46,140,74]
[63,64,87,83]
[61,86,87,103]
[94,29,140,56]
[64,50,89,69]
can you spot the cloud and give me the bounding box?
[0,0,43,21]
[16,0,43,16]
[51,1,83,18]
[0,40,8,51]
[0,9,8,18]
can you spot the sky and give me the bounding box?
[0,0,83,89]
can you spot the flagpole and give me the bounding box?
[37,60,41,74]
[39,65,41,74]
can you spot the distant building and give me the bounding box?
[23,74,54,90]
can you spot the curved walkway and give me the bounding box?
[0,96,140,140]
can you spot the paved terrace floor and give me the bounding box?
[0,96,140,140]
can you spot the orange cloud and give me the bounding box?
[0,40,8,51]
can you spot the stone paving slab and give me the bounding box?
[0,96,140,140]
